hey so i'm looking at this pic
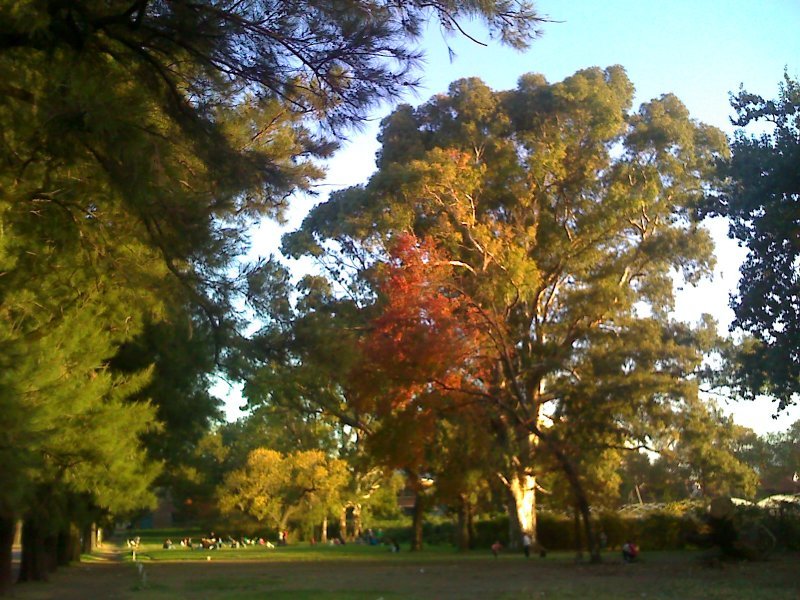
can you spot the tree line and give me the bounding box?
[0,0,797,593]
[0,0,545,592]
[173,389,799,551]
[244,67,798,561]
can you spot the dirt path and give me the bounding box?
[9,542,136,600]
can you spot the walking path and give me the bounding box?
[9,540,137,600]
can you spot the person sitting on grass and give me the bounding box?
[622,540,639,563]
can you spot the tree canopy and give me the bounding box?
[283,66,729,559]
[706,74,800,411]
[0,0,546,589]
[5,0,792,582]
[220,448,348,532]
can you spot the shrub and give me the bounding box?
[766,502,800,550]
[473,514,508,548]
[358,501,800,554]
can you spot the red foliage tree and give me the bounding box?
[348,233,492,549]
[352,233,487,419]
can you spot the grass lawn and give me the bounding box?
[9,532,800,599]
[122,527,472,563]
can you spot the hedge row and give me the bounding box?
[371,502,800,552]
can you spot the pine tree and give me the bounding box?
[1,2,545,591]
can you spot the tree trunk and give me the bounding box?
[505,470,537,549]
[352,504,362,539]
[278,512,292,543]
[18,518,48,582]
[572,506,583,561]
[0,515,15,597]
[576,492,598,562]
[410,492,425,551]
[468,501,476,549]
[56,529,69,567]
[43,532,58,574]
[81,523,97,554]
[339,507,348,541]
[507,489,521,549]
[70,525,82,561]
[456,495,471,551]
[320,514,328,544]
[57,524,81,566]
[549,443,600,563]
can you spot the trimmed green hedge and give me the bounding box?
[365,502,800,553]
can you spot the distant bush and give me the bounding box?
[745,501,800,551]
[359,500,800,554]
[473,515,508,548]
[536,512,573,550]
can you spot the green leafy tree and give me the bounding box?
[735,420,800,497]
[110,299,224,503]
[431,415,502,551]
[659,399,758,500]
[706,74,800,410]
[220,449,348,535]
[618,448,697,504]
[287,67,728,561]
[169,430,231,524]
[237,295,409,543]
[1,0,545,323]
[617,402,759,504]
[1,280,160,585]
[169,395,345,525]
[1,1,545,590]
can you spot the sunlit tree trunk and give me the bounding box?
[505,471,537,550]
[352,504,362,539]
[320,515,328,543]
[81,523,97,554]
[339,507,347,541]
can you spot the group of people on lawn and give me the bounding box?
[162,531,283,550]
[160,528,403,552]
[491,533,639,562]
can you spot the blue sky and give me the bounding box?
[235,0,800,434]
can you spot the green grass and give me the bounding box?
[122,528,481,563]
[120,550,798,600]
[129,542,478,563]
[495,576,797,600]
[179,576,400,600]
[10,531,799,600]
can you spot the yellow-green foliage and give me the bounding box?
[220,449,348,533]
